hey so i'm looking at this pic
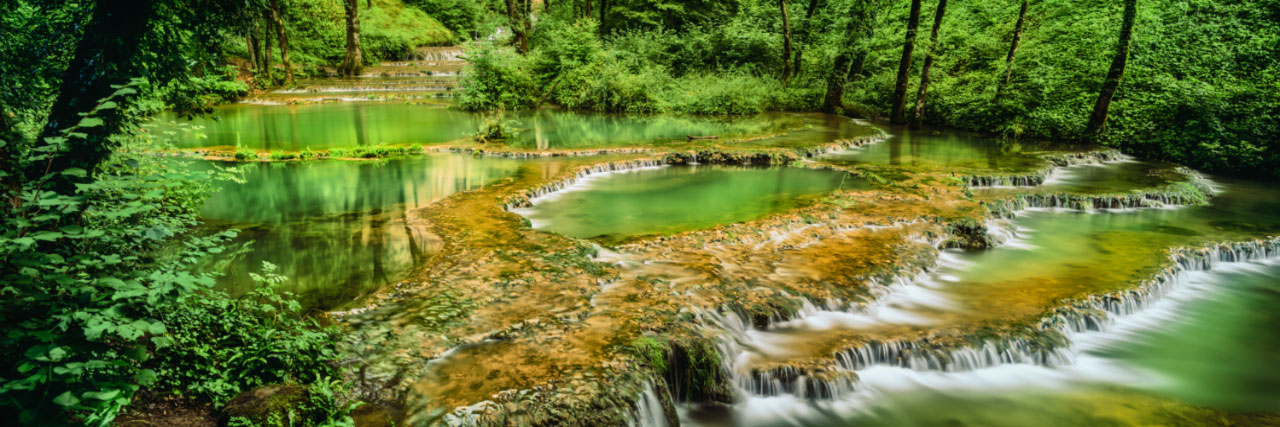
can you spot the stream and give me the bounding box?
[164,80,1279,425]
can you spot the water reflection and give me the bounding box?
[157,103,811,151]
[195,154,522,310]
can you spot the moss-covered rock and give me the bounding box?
[221,384,307,425]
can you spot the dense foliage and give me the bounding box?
[1,2,353,425]
[456,0,1279,177]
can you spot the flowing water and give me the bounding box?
[166,85,1280,425]
[515,165,860,242]
[694,131,1280,425]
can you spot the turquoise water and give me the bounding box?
[518,166,860,242]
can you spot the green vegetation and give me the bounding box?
[454,0,1279,177]
[252,0,453,74]
[0,2,358,425]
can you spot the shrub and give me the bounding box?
[149,263,346,408]
[456,42,538,110]
[234,145,259,161]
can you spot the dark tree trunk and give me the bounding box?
[36,0,157,191]
[262,18,274,81]
[792,0,822,76]
[586,0,593,20]
[599,0,609,35]
[994,0,1028,102]
[889,0,923,124]
[506,0,528,54]
[847,6,879,82]
[270,0,293,84]
[1085,0,1137,136]
[848,49,869,81]
[246,32,259,72]
[339,0,363,76]
[779,0,794,85]
[823,3,876,113]
[910,0,947,128]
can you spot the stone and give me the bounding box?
[221,383,308,425]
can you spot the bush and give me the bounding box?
[405,0,488,38]
[235,145,259,161]
[457,42,539,110]
[149,263,346,409]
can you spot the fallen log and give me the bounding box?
[687,135,719,140]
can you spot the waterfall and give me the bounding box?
[965,149,1127,188]
[714,237,1280,402]
[628,382,670,427]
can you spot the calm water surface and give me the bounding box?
[157,103,807,151]
[516,165,860,242]
[195,154,521,309]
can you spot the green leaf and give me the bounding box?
[96,101,118,110]
[78,117,104,128]
[52,391,80,407]
[61,168,87,178]
[83,389,121,401]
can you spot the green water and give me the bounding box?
[787,259,1280,427]
[730,173,1280,426]
[821,126,1057,172]
[518,166,860,242]
[195,154,521,309]
[156,103,805,151]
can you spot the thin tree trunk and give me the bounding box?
[779,0,794,85]
[890,0,923,124]
[586,0,593,20]
[1085,0,1137,136]
[910,0,947,128]
[505,0,528,54]
[340,0,363,76]
[792,0,822,76]
[994,0,1028,102]
[270,0,294,84]
[262,18,274,82]
[525,0,533,43]
[847,6,879,82]
[823,3,875,113]
[246,32,259,72]
[599,0,609,35]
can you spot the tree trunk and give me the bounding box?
[36,0,157,192]
[339,0,363,76]
[262,18,274,82]
[847,5,879,82]
[586,0,593,20]
[246,32,259,72]
[505,0,528,54]
[270,0,294,84]
[778,0,794,85]
[1085,0,1137,136]
[823,3,875,113]
[889,0,923,124]
[792,0,822,76]
[910,0,947,128]
[599,0,609,35]
[994,0,1028,102]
